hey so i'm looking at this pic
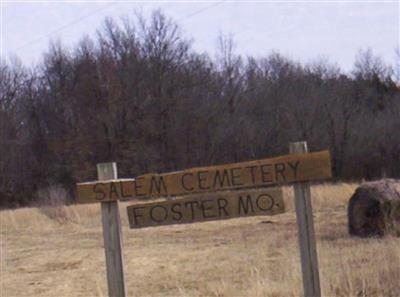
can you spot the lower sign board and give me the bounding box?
[126,187,284,228]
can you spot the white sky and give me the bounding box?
[2,1,399,72]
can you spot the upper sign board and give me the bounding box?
[76,150,331,203]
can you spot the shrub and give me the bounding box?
[36,185,70,224]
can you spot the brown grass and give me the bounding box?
[2,182,400,297]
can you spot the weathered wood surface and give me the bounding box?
[127,188,284,228]
[348,179,400,237]
[98,163,127,297]
[77,178,135,204]
[77,150,331,203]
[290,142,321,297]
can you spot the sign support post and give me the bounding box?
[97,162,127,297]
[290,142,321,297]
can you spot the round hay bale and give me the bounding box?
[348,179,400,237]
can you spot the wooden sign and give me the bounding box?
[76,141,323,297]
[126,188,284,228]
[77,150,331,203]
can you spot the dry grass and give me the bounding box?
[2,182,400,297]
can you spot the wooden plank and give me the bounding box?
[77,178,135,204]
[77,150,331,203]
[127,187,284,228]
[290,142,321,297]
[98,163,127,297]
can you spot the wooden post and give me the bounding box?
[97,162,127,297]
[289,142,321,297]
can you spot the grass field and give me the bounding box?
[2,183,400,297]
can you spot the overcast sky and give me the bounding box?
[2,1,399,72]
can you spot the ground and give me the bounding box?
[2,183,400,297]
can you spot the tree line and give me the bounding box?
[1,10,399,207]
